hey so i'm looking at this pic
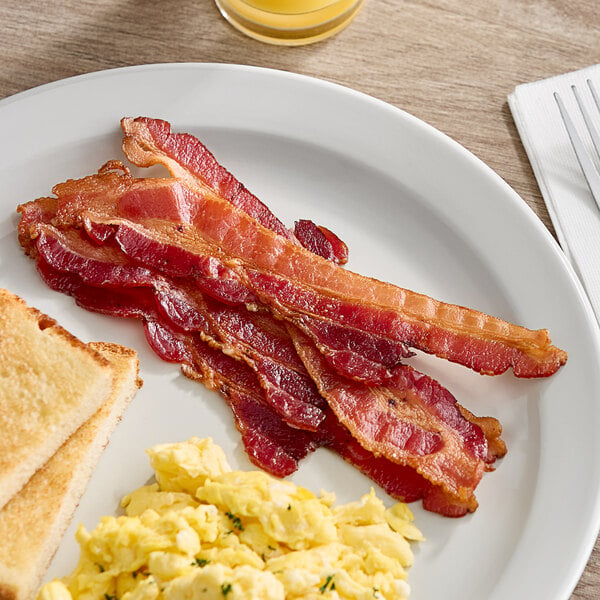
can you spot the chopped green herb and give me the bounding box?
[287,504,292,511]
[221,583,233,597]
[192,558,210,567]
[96,563,105,573]
[319,575,335,593]
[225,511,244,531]
[104,594,117,600]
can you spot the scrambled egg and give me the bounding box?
[39,437,423,600]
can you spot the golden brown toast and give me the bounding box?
[0,289,116,510]
[0,341,141,600]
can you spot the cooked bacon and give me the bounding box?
[246,270,567,380]
[26,218,325,431]
[32,229,493,515]
[121,117,348,264]
[293,220,348,264]
[291,315,414,385]
[19,119,571,517]
[315,410,472,517]
[121,117,292,238]
[41,166,566,379]
[18,196,57,257]
[155,283,328,431]
[36,255,317,477]
[35,251,477,513]
[181,334,320,476]
[289,326,505,510]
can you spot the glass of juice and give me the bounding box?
[214,0,365,45]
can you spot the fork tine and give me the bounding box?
[572,82,600,159]
[585,79,600,158]
[554,90,600,210]
[588,79,600,113]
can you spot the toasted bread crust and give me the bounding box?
[0,583,16,600]
[0,340,141,600]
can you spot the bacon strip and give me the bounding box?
[319,415,472,517]
[41,167,566,379]
[121,116,348,264]
[289,326,507,509]
[120,118,566,378]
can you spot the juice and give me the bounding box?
[244,0,356,13]
[214,0,364,45]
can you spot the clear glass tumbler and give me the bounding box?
[214,0,365,46]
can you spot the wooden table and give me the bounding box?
[1,1,599,597]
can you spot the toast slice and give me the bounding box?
[0,289,115,510]
[0,342,141,600]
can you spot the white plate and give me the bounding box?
[1,63,599,600]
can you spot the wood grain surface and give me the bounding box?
[1,1,599,597]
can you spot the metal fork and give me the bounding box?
[554,79,600,210]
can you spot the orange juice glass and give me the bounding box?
[214,0,365,45]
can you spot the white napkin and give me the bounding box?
[508,64,600,322]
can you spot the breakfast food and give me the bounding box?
[16,117,567,517]
[120,117,349,265]
[0,342,141,600]
[37,437,423,600]
[119,117,566,381]
[17,190,504,516]
[0,288,115,511]
[22,154,566,381]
